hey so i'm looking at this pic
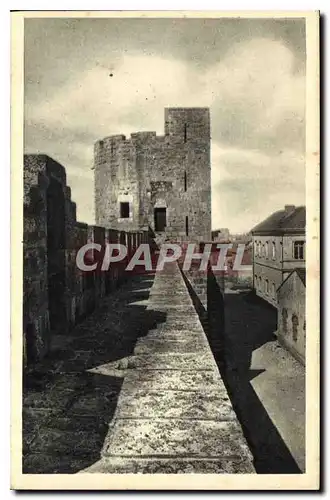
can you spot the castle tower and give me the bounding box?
[94,107,211,242]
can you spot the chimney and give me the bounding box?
[284,205,296,214]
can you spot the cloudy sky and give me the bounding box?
[24,16,306,232]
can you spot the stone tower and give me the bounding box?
[94,107,211,242]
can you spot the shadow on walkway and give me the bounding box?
[23,272,167,473]
[182,272,301,474]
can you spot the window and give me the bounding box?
[185,216,189,236]
[265,279,269,294]
[265,241,269,258]
[154,208,166,232]
[272,241,276,260]
[184,123,187,142]
[119,160,128,179]
[184,171,187,191]
[120,202,130,219]
[293,241,305,260]
[272,282,276,297]
[254,241,258,256]
[254,274,258,288]
[282,308,288,333]
[292,314,299,342]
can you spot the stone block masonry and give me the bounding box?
[23,154,148,365]
[94,108,211,243]
[23,144,254,474]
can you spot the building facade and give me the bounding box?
[94,108,211,243]
[252,205,306,307]
[277,269,306,364]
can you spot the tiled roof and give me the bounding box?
[252,206,306,234]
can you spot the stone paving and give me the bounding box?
[23,263,255,474]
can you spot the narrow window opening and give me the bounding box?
[184,171,187,191]
[272,282,276,297]
[184,123,187,142]
[185,216,189,236]
[120,202,130,219]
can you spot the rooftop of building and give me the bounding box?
[251,205,306,235]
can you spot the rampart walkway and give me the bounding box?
[23,262,254,474]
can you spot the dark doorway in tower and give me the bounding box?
[154,207,167,232]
